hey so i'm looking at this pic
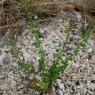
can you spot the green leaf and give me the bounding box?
[73,46,80,55]
[64,29,70,33]
[32,29,41,37]
[23,0,32,19]
[81,28,91,41]
[36,81,49,92]
[38,49,46,74]
[34,39,42,48]
[69,20,77,29]
[19,59,32,72]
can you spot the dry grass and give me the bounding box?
[0,0,95,37]
[83,0,95,26]
[0,0,62,37]
[0,0,23,36]
[0,0,64,37]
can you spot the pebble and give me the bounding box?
[28,74,34,80]
[75,12,82,21]
[0,50,11,65]
[87,48,93,53]
[75,81,80,86]
[59,83,64,90]
[92,49,95,55]
[34,75,41,80]
[33,14,38,20]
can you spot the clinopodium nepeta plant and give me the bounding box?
[35,21,91,92]
[18,0,91,93]
[20,21,91,93]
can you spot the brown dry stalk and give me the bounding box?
[0,0,95,35]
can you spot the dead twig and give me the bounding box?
[0,0,6,4]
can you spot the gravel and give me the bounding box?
[0,11,95,95]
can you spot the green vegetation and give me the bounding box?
[23,20,91,92]
[38,49,46,74]
[33,21,91,92]
[0,0,91,94]
[18,1,91,93]
[23,0,32,19]
[19,55,32,72]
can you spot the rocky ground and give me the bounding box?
[0,11,95,95]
